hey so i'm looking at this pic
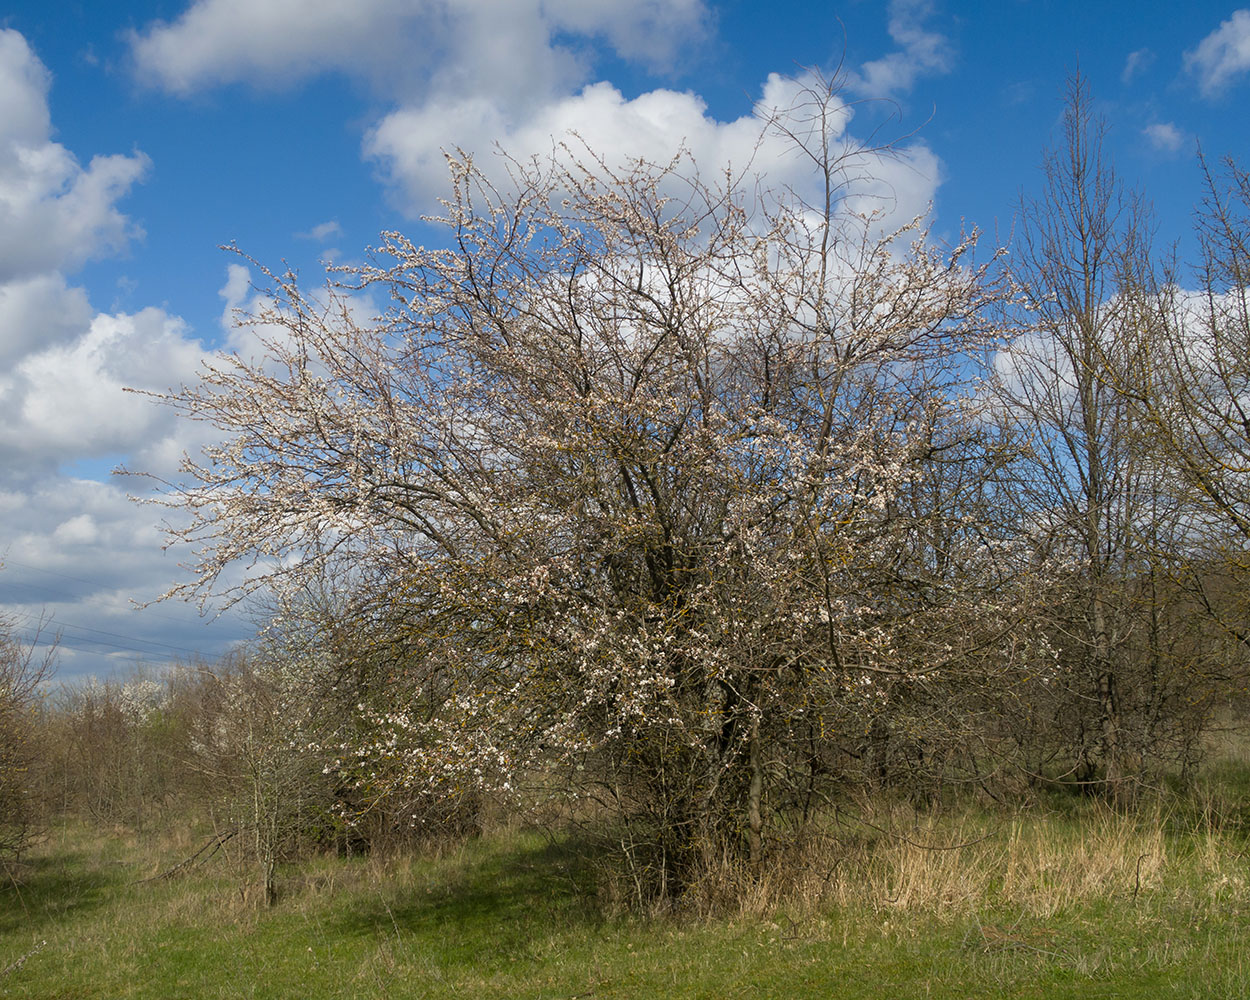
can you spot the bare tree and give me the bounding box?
[183,651,336,906]
[1123,157,1250,660]
[996,75,1221,795]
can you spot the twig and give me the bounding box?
[0,858,29,915]
[967,920,1071,962]
[1,939,45,978]
[1133,852,1148,900]
[132,828,238,884]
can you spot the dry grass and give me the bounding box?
[677,787,1250,926]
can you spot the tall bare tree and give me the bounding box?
[1136,159,1250,627]
[1087,154,1250,728]
[996,75,1165,795]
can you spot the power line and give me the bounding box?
[6,626,228,665]
[0,557,228,627]
[4,609,235,659]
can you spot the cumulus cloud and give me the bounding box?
[848,0,953,98]
[541,0,706,69]
[0,476,252,677]
[0,31,148,284]
[0,29,51,139]
[0,273,93,367]
[0,30,246,679]
[1143,122,1186,153]
[366,72,941,231]
[365,82,761,211]
[130,0,412,94]
[0,307,207,471]
[129,1,941,225]
[130,0,708,104]
[218,261,252,329]
[0,287,250,677]
[1185,9,1250,97]
[0,31,166,474]
[0,32,194,475]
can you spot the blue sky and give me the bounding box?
[2,0,1249,681]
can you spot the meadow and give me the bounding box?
[5,748,1250,1000]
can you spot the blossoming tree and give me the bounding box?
[137,75,1041,899]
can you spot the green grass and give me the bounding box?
[4,787,1250,999]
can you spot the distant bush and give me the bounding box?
[0,612,54,865]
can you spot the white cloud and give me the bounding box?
[130,1,940,224]
[126,0,712,247]
[1143,122,1185,153]
[849,0,953,98]
[218,260,252,328]
[1122,47,1154,84]
[52,513,100,547]
[365,82,757,212]
[130,0,429,96]
[0,285,250,674]
[537,0,707,70]
[0,273,93,367]
[298,220,343,242]
[0,31,148,285]
[0,29,51,141]
[0,31,167,473]
[217,261,312,359]
[0,307,206,470]
[0,476,251,679]
[0,31,252,683]
[130,0,708,105]
[1186,9,1250,97]
[366,72,940,231]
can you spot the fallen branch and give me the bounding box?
[132,828,238,884]
[1,939,45,978]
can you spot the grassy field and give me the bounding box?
[5,763,1250,999]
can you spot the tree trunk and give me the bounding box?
[746,712,763,866]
